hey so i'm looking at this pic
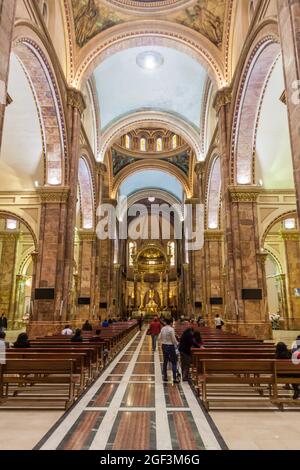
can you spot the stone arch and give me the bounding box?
[0,210,38,249]
[73,21,225,89]
[78,156,95,229]
[231,22,281,185]
[206,154,221,230]
[261,210,298,246]
[98,111,202,163]
[111,160,191,199]
[12,36,67,185]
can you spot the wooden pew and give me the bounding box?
[0,359,77,410]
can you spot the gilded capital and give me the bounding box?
[280,230,300,241]
[38,186,69,204]
[229,185,260,203]
[67,88,86,115]
[256,252,268,266]
[213,87,232,114]
[194,162,206,177]
[96,162,107,176]
[78,230,96,242]
[205,230,224,241]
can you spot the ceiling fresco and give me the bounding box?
[71,0,227,48]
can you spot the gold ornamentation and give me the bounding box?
[256,252,268,266]
[0,231,20,241]
[67,88,86,114]
[229,186,260,203]
[78,230,96,241]
[96,162,107,175]
[194,162,206,177]
[280,231,300,241]
[280,90,286,106]
[205,230,223,241]
[38,187,70,204]
[213,86,232,114]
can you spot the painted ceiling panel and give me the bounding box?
[94,45,207,130]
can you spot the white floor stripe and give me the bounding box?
[181,383,222,450]
[40,331,140,450]
[154,348,173,450]
[89,331,147,450]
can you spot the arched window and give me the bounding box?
[6,219,17,230]
[168,241,176,267]
[128,241,136,266]
[125,134,131,150]
[156,137,163,152]
[172,134,177,149]
[140,137,146,152]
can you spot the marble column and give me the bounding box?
[277,0,300,220]
[133,273,138,310]
[13,274,26,329]
[95,163,107,320]
[33,187,69,321]
[194,163,206,317]
[281,230,300,329]
[204,230,224,322]
[214,88,271,339]
[63,89,86,319]
[112,263,121,317]
[0,231,19,327]
[77,230,96,321]
[0,0,16,151]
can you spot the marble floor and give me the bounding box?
[1,329,300,450]
[35,331,224,450]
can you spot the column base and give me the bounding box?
[225,321,272,340]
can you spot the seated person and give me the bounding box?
[102,319,109,328]
[276,342,299,400]
[82,320,93,332]
[193,331,204,348]
[14,332,30,348]
[0,331,11,349]
[71,329,83,343]
[61,325,73,336]
[90,329,102,342]
[108,318,113,325]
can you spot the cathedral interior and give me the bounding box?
[0,0,300,453]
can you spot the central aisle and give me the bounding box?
[38,331,225,450]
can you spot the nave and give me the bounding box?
[36,330,224,451]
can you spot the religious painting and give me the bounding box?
[71,0,124,47]
[175,0,226,48]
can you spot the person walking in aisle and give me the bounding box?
[214,314,224,330]
[148,316,162,352]
[159,318,179,384]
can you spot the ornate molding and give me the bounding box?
[256,252,268,266]
[205,230,223,241]
[38,186,70,204]
[96,162,107,176]
[0,231,21,242]
[213,86,232,114]
[281,231,300,241]
[78,230,96,242]
[194,162,206,177]
[229,186,261,203]
[67,88,86,115]
[280,90,287,106]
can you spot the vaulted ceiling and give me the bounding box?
[71,0,227,48]
[93,45,208,130]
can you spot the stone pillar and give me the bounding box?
[204,230,224,322]
[277,0,300,220]
[281,230,300,329]
[33,187,69,321]
[63,89,86,319]
[0,231,19,327]
[13,274,26,329]
[112,263,121,316]
[183,263,191,317]
[133,272,138,309]
[166,271,170,309]
[95,163,107,320]
[77,230,96,321]
[0,0,17,151]
[214,88,271,339]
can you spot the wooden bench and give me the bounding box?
[192,358,300,411]
[0,358,77,410]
